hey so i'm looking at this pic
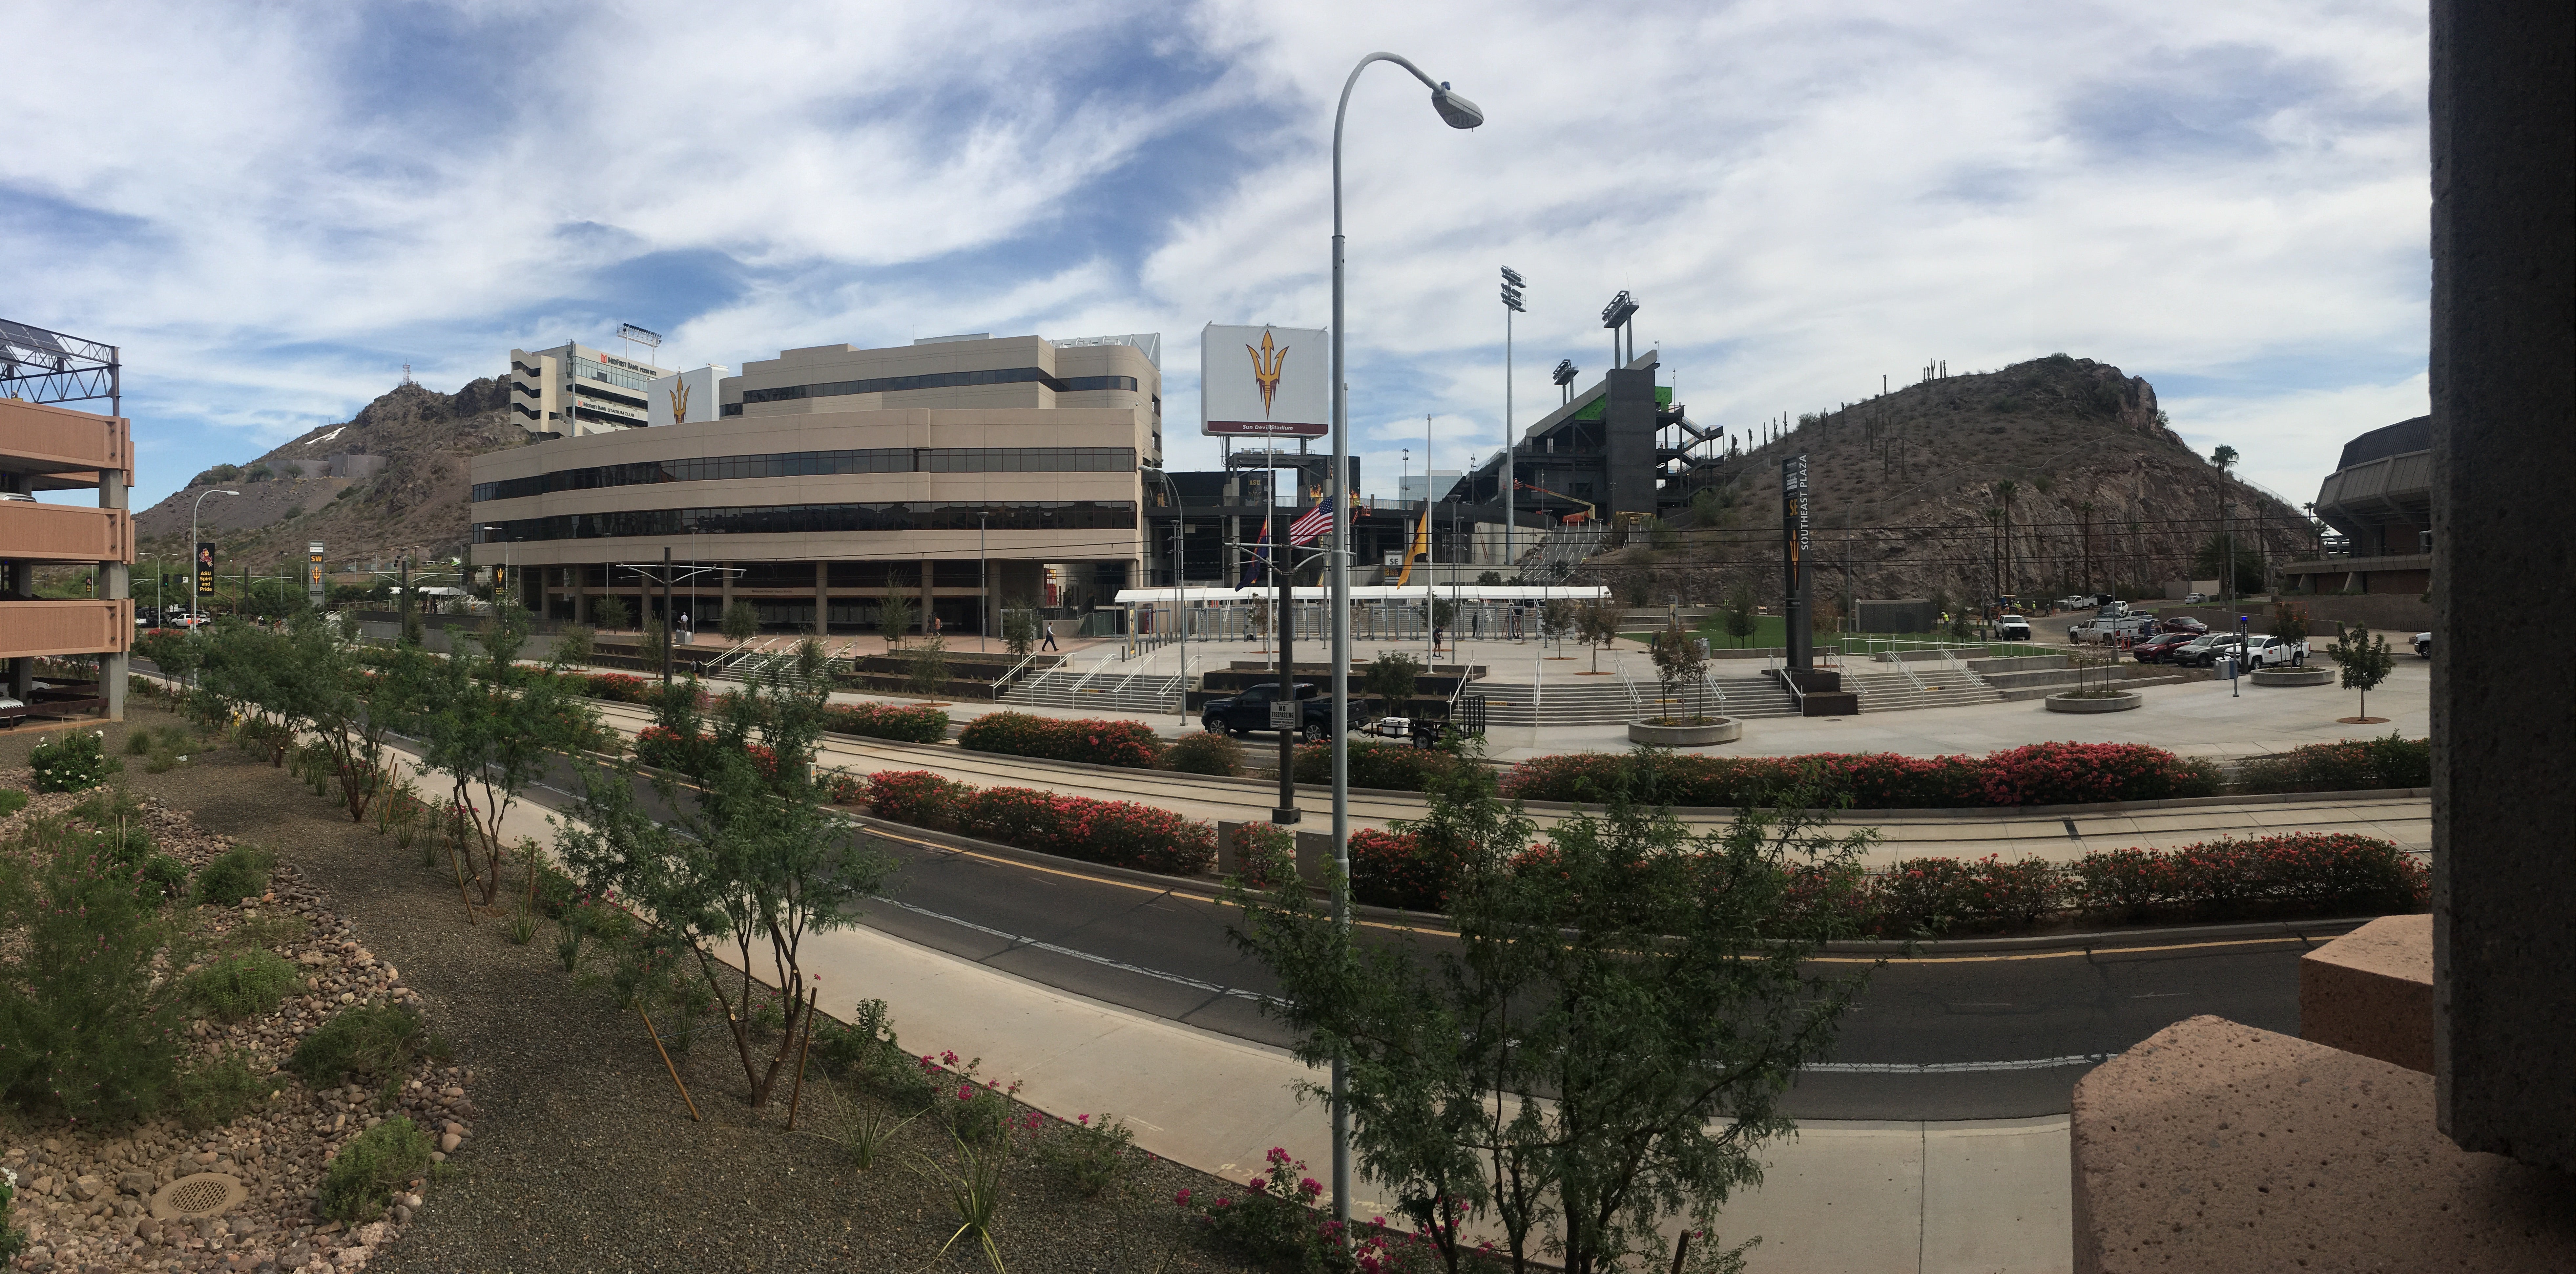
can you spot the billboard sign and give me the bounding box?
[1202,324,1328,438]
[196,542,216,599]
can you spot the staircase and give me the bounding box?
[1479,672,1802,726]
[1840,659,2009,712]
[997,657,1184,715]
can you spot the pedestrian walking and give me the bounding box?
[1040,623,1058,651]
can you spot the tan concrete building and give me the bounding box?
[471,332,1160,634]
[507,341,673,436]
[0,396,133,720]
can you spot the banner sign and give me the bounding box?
[308,541,325,606]
[196,541,216,599]
[1202,323,1329,437]
[1781,455,1812,670]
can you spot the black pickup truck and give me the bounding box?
[1199,681,1355,741]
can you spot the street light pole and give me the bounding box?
[190,488,240,635]
[1326,49,1482,1231]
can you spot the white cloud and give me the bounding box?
[2163,371,2429,506]
[0,0,2430,509]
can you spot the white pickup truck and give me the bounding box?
[2239,634,2310,669]
[2068,614,2156,644]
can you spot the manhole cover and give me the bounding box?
[150,1173,246,1221]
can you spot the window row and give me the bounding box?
[735,365,1139,407]
[477,500,1139,542]
[472,447,1138,501]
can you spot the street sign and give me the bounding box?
[1268,701,1300,730]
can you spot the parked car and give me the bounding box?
[1201,681,1355,741]
[2182,591,2209,604]
[1995,613,2032,640]
[2156,615,2209,635]
[2131,632,2198,663]
[2413,631,2433,658]
[2170,633,2244,668]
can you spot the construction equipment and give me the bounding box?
[1513,479,1597,525]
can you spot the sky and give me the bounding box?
[3,0,2431,511]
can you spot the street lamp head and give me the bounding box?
[1430,82,1484,129]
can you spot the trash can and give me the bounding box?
[2219,655,2239,679]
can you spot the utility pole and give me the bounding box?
[660,546,675,684]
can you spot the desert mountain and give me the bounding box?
[135,378,527,569]
[1577,354,2316,609]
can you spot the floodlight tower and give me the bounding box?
[1500,266,1525,568]
[1601,290,1639,368]
[1552,358,1578,405]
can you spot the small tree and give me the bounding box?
[1723,583,1759,648]
[558,665,897,1109]
[904,636,949,696]
[402,603,603,912]
[1000,597,1040,658]
[721,601,760,643]
[1246,597,1272,654]
[1574,599,1622,673]
[553,624,595,668]
[637,619,668,671]
[2328,625,2395,721]
[1226,753,1880,1273]
[2270,599,2309,644]
[1648,625,1707,722]
[1539,598,1578,649]
[1364,650,1423,716]
[592,594,633,632]
[879,579,916,650]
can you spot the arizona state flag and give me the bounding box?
[1395,504,1432,586]
[1242,512,1273,586]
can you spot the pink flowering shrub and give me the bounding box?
[1502,743,2223,809]
[957,712,1163,768]
[1175,1147,1442,1272]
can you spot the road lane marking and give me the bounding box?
[868,896,1275,1004]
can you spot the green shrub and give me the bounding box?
[290,1003,429,1084]
[318,1116,432,1222]
[186,950,300,1021]
[0,791,24,819]
[861,770,968,827]
[175,1050,283,1130]
[123,730,153,756]
[1036,1112,1137,1198]
[1874,855,2061,934]
[821,702,951,744]
[1500,742,2221,809]
[138,853,191,899]
[956,712,1162,768]
[191,844,275,907]
[1293,739,1458,791]
[2235,734,2429,794]
[0,820,185,1123]
[1162,731,1243,776]
[30,731,121,793]
[70,784,144,827]
[952,785,1216,875]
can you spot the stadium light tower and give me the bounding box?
[1500,266,1525,568]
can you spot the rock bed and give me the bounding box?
[0,775,471,1274]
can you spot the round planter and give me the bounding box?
[1628,717,1742,746]
[2249,667,2334,687]
[2044,691,2142,713]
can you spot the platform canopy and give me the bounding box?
[1113,584,1610,604]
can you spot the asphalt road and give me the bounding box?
[843,818,2342,1121]
[150,666,2337,1122]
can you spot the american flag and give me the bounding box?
[1287,495,1337,546]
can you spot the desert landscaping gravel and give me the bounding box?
[1,706,1280,1274]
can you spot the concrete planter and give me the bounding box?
[2250,667,2335,687]
[2044,691,2142,714]
[1628,717,1742,746]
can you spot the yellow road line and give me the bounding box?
[1807,935,2313,964]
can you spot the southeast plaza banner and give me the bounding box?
[1201,323,1328,438]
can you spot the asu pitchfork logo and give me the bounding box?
[1245,329,1289,415]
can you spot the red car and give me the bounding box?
[2155,616,2209,636]
[2132,632,2198,663]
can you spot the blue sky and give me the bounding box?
[3,0,2430,509]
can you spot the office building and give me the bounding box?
[471,332,1161,632]
[507,341,674,436]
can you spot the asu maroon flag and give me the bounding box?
[1242,512,1273,586]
